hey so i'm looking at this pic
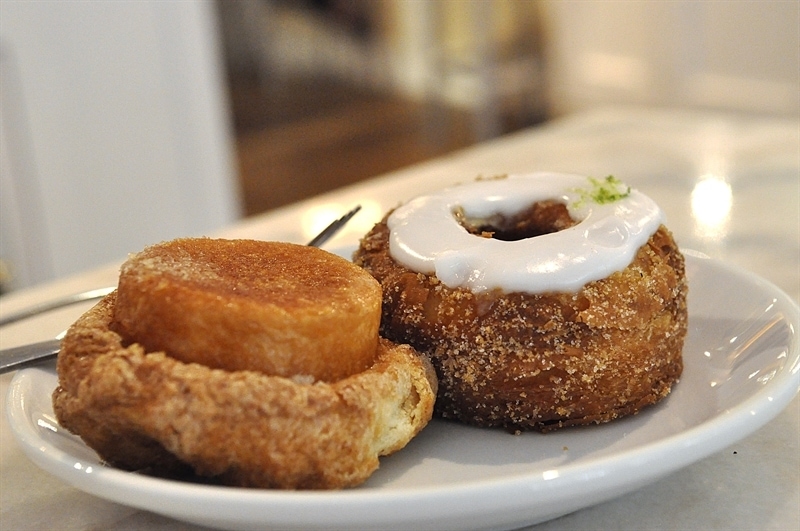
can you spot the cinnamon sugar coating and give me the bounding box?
[354,211,688,432]
[114,239,381,382]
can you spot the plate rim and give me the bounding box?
[6,253,800,530]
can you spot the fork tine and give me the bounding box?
[305,205,362,248]
[0,287,115,327]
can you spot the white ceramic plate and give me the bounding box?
[6,254,800,531]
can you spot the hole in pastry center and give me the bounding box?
[455,200,577,241]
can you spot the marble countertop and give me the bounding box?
[1,107,798,530]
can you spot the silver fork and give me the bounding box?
[0,205,361,373]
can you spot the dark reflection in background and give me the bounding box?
[216,0,547,216]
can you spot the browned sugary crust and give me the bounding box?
[53,292,437,489]
[114,239,382,382]
[354,213,688,432]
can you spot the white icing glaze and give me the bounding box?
[386,172,664,294]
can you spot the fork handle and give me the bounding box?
[0,338,61,374]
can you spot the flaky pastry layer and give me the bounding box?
[53,293,437,489]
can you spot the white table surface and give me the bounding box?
[1,107,798,530]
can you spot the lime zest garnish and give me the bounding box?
[572,175,631,208]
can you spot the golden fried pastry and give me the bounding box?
[53,239,437,489]
[354,173,688,432]
[114,238,381,382]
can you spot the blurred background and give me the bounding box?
[1,0,798,293]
